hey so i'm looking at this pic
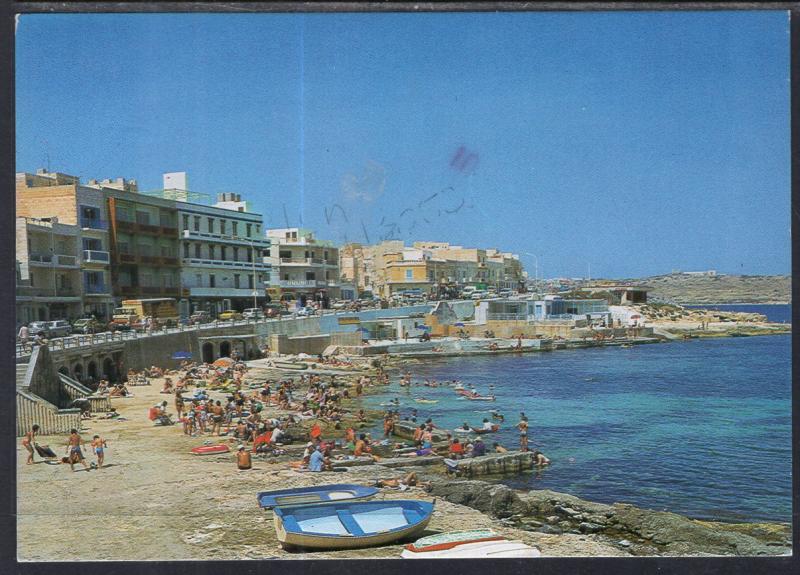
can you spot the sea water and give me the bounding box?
[364,309,791,523]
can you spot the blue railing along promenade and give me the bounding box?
[14,304,436,359]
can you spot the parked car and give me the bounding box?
[27,321,51,337]
[218,310,243,321]
[47,320,73,338]
[243,308,264,320]
[296,307,317,317]
[190,311,212,324]
[471,291,489,300]
[73,318,102,334]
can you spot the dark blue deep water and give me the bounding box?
[365,328,792,523]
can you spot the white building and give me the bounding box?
[265,228,340,305]
[177,192,271,316]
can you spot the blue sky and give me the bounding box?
[15,11,790,278]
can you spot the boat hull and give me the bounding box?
[258,484,378,509]
[273,500,434,550]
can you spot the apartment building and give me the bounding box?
[15,217,83,325]
[16,170,117,320]
[177,192,271,316]
[104,188,182,301]
[266,228,340,304]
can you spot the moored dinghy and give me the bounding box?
[402,539,541,558]
[257,484,379,509]
[273,499,435,550]
[403,529,503,553]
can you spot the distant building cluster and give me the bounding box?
[15,168,526,326]
[339,241,525,300]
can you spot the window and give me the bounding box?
[136,211,150,225]
[246,248,252,262]
[405,269,413,280]
[160,244,171,257]
[246,223,252,237]
[194,244,201,258]
[115,206,132,222]
[183,243,189,258]
[221,246,227,261]
[306,272,316,281]
[232,221,238,236]
[209,245,215,260]
[324,251,328,261]
[138,244,152,256]
[255,224,260,235]
[117,241,130,254]
[160,212,171,227]
[209,274,216,288]
[195,274,202,287]
[234,274,240,289]
[193,216,200,232]
[233,247,239,261]
[248,275,254,289]
[208,218,215,233]
[182,215,189,230]
[220,220,226,234]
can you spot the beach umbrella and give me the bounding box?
[454,322,465,327]
[418,324,431,330]
[172,351,192,360]
[213,357,234,368]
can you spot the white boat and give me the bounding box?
[402,539,541,558]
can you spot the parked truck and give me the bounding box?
[112,298,180,329]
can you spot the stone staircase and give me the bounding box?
[16,363,30,390]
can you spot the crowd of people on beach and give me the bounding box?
[21,353,550,477]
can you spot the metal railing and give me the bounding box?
[14,303,436,359]
[80,217,108,230]
[83,250,110,263]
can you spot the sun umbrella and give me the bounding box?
[454,322,465,327]
[172,351,192,360]
[212,357,234,368]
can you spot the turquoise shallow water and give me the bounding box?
[364,329,792,523]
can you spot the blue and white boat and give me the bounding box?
[273,499,435,550]
[257,484,379,509]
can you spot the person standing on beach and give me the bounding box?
[21,424,39,465]
[18,324,29,352]
[66,429,90,472]
[91,435,108,469]
[517,417,529,452]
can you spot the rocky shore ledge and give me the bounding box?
[424,478,792,556]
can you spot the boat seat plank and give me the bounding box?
[403,509,422,525]
[281,514,302,534]
[337,509,366,536]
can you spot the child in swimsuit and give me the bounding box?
[22,424,39,465]
[91,435,108,469]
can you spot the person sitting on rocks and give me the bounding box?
[449,438,465,460]
[493,442,508,453]
[532,450,550,466]
[160,378,174,394]
[471,438,487,457]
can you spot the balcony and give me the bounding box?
[181,229,270,247]
[277,257,336,267]
[126,286,181,297]
[80,217,108,230]
[115,219,178,236]
[83,282,110,296]
[16,285,81,301]
[115,253,180,266]
[83,250,110,264]
[183,257,271,271]
[28,253,79,268]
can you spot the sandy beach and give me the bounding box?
[17,367,631,561]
